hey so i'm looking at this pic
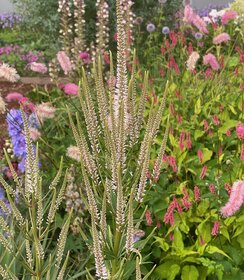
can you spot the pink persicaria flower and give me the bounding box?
[163,196,182,226]
[203,53,220,71]
[226,129,231,137]
[145,210,152,226]
[186,132,192,150]
[66,146,81,162]
[183,5,194,23]
[200,165,207,180]
[29,128,41,141]
[182,187,191,210]
[192,15,209,34]
[5,92,24,102]
[194,186,200,203]
[63,83,79,96]
[179,131,185,151]
[0,63,20,82]
[57,51,73,74]
[29,62,48,74]
[241,144,244,161]
[35,103,56,123]
[186,51,200,71]
[213,33,230,45]
[221,10,238,25]
[209,183,216,194]
[220,180,244,217]
[79,51,91,64]
[236,124,244,140]
[19,97,35,112]
[211,221,220,236]
[197,149,203,164]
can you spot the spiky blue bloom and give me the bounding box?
[162,26,170,34]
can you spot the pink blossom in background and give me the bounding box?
[183,5,194,23]
[79,51,91,64]
[211,221,220,236]
[192,15,209,34]
[19,97,35,112]
[213,115,220,126]
[5,92,24,102]
[225,183,232,196]
[200,165,207,180]
[167,156,177,173]
[236,124,244,140]
[220,180,244,217]
[194,186,200,202]
[203,119,209,132]
[226,129,231,137]
[29,128,41,141]
[186,51,200,71]
[63,83,79,95]
[35,103,56,123]
[66,146,81,162]
[213,33,230,44]
[221,10,238,25]
[57,51,73,74]
[0,63,20,82]
[203,53,220,71]
[29,62,48,74]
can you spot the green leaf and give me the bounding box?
[206,245,231,259]
[181,265,199,280]
[154,237,169,252]
[194,130,205,141]
[197,199,210,216]
[219,120,239,134]
[155,262,180,280]
[226,56,239,68]
[194,98,201,115]
[172,228,184,252]
[237,234,244,248]
[169,134,177,147]
[201,148,213,164]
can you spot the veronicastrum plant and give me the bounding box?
[67,1,169,278]
[0,110,71,279]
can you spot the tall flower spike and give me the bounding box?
[136,256,142,280]
[116,164,125,231]
[58,0,73,56]
[126,192,134,254]
[73,0,86,51]
[96,0,110,56]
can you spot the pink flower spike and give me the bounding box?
[29,128,41,141]
[29,62,48,74]
[203,53,220,71]
[145,210,153,226]
[211,221,220,236]
[186,51,200,71]
[213,33,230,45]
[63,83,79,96]
[220,180,244,217]
[240,144,244,161]
[66,146,81,162]
[198,149,203,164]
[79,51,91,64]
[5,92,24,102]
[183,5,194,23]
[221,10,238,25]
[236,124,244,140]
[194,186,200,203]
[57,51,73,74]
[200,165,207,180]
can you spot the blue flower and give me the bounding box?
[146,23,156,33]
[162,26,170,34]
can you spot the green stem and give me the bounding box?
[111,230,122,278]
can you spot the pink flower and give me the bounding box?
[19,97,35,112]
[213,33,230,44]
[236,124,244,140]
[0,63,20,82]
[211,221,220,236]
[35,103,56,123]
[203,53,220,71]
[66,146,81,162]
[5,92,24,102]
[182,187,191,210]
[183,5,194,23]
[220,180,244,217]
[29,128,41,141]
[221,10,238,25]
[203,119,209,132]
[63,83,79,95]
[167,156,177,173]
[213,115,220,125]
[198,149,203,164]
[186,132,192,150]
[192,15,209,34]
[194,186,200,203]
[209,183,216,194]
[79,51,91,64]
[186,51,200,71]
[145,210,152,226]
[29,62,48,74]
[57,51,73,74]
[179,131,185,151]
[226,129,231,137]
[200,165,207,180]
